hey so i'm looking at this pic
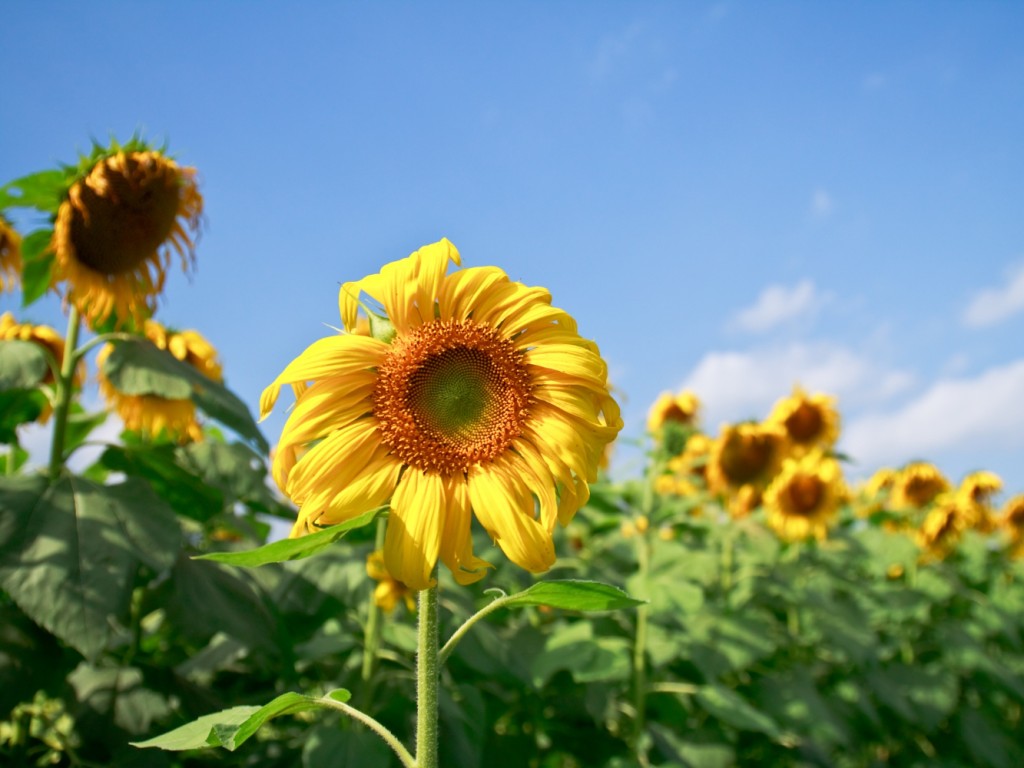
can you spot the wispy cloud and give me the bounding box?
[590,21,645,80]
[843,359,1024,467]
[811,188,833,217]
[731,279,825,333]
[962,263,1024,328]
[681,341,914,429]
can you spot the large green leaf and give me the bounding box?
[19,229,56,308]
[180,440,290,517]
[132,690,350,751]
[0,170,69,213]
[501,580,645,612]
[195,506,383,566]
[0,340,51,389]
[101,338,268,452]
[0,474,181,660]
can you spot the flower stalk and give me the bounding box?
[47,305,81,479]
[416,582,440,768]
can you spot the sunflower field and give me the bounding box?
[2,141,1023,768]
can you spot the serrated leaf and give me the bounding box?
[0,474,181,660]
[102,338,268,451]
[132,691,344,752]
[0,170,68,213]
[0,340,50,389]
[501,580,645,612]
[195,506,383,566]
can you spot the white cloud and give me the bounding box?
[731,279,824,333]
[843,359,1024,467]
[811,188,833,217]
[962,263,1024,328]
[681,341,914,429]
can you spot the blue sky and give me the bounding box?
[2,2,1023,496]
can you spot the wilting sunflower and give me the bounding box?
[916,494,966,561]
[0,215,22,292]
[261,239,622,590]
[52,146,203,328]
[97,319,222,442]
[366,550,415,612]
[889,462,950,510]
[647,389,700,433]
[0,313,84,421]
[955,470,1002,532]
[767,385,840,455]
[764,451,845,542]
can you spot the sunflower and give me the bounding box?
[261,239,622,590]
[647,389,700,433]
[856,466,898,518]
[706,422,785,496]
[97,319,222,442]
[889,462,950,510]
[955,470,1002,532]
[366,550,415,612]
[767,385,840,455]
[52,148,203,329]
[0,215,22,292]
[1000,494,1024,558]
[764,451,845,541]
[0,313,84,422]
[915,494,966,561]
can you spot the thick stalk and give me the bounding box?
[47,305,81,479]
[416,583,440,768]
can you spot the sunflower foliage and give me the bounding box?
[2,142,1024,768]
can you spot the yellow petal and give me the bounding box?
[438,475,493,585]
[384,470,446,590]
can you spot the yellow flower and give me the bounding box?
[915,494,966,560]
[0,313,84,423]
[261,239,622,590]
[97,319,222,442]
[706,422,785,496]
[767,385,840,455]
[1000,494,1024,558]
[955,470,1001,532]
[889,462,950,510]
[764,451,845,541]
[0,215,22,292]
[730,483,763,519]
[646,389,700,432]
[366,550,415,612]
[52,149,203,329]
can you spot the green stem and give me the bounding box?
[631,458,659,767]
[361,519,388,685]
[416,583,440,768]
[318,696,416,768]
[47,305,81,480]
[438,591,510,665]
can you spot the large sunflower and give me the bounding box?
[706,422,784,495]
[97,319,222,442]
[889,462,949,510]
[0,215,21,292]
[767,385,840,455]
[764,451,845,542]
[261,239,622,590]
[52,149,203,328]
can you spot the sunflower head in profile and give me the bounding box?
[889,462,950,510]
[706,422,785,497]
[999,494,1024,558]
[0,215,22,292]
[955,470,1002,532]
[764,451,845,542]
[261,239,622,590]
[51,141,203,329]
[856,466,898,518]
[98,319,222,443]
[0,312,84,422]
[767,385,840,455]
[915,494,966,561]
[366,550,415,613]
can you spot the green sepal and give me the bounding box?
[368,309,396,343]
[131,690,351,751]
[194,506,384,566]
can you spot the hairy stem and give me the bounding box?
[416,583,440,768]
[47,305,81,479]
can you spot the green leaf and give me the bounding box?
[20,230,56,308]
[0,340,50,389]
[0,389,46,443]
[0,170,69,213]
[195,506,383,566]
[68,662,173,735]
[0,474,181,660]
[132,691,347,751]
[63,406,108,457]
[102,338,268,451]
[501,580,645,612]
[695,684,783,738]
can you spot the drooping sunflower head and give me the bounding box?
[915,494,966,561]
[764,451,845,542]
[366,550,415,613]
[767,385,840,455]
[955,470,1002,532]
[889,462,950,510]
[0,215,22,292]
[706,421,785,495]
[261,239,622,590]
[52,144,203,329]
[98,319,222,443]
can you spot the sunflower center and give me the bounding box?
[373,319,532,474]
[69,154,182,275]
[787,474,823,515]
[722,432,775,485]
[904,477,943,507]
[785,402,823,443]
